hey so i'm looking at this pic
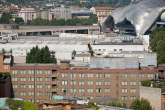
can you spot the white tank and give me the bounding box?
[160,12,165,22]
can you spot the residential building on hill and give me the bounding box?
[90,7,114,23]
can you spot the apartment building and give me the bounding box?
[90,7,114,23]
[19,8,37,22]
[10,63,157,105]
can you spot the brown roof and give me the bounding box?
[94,7,114,10]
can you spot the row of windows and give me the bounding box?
[62,73,154,79]
[62,81,111,86]
[62,73,110,78]
[15,92,51,96]
[122,96,136,101]
[12,70,52,75]
[62,88,110,93]
[13,84,51,89]
[12,77,51,82]
[121,88,136,93]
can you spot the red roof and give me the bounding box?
[94,7,114,10]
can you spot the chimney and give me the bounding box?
[60,60,70,69]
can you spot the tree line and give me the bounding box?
[26,46,57,64]
[0,12,98,26]
[150,27,165,64]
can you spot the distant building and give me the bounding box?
[90,7,114,23]
[19,8,37,22]
[71,7,93,19]
[49,6,72,20]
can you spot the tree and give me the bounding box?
[15,17,24,24]
[23,101,38,110]
[130,98,153,110]
[150,27,165,64]
[6,98,38,110]
[0,12,12,24]
[26,46,57,64]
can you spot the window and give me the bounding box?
[62,73,68,78]
[104,81,110,85]
[96,74,102,78]
[13,85,17,88]
[28,85,34,88]
[45,70,51,75]
[147,74,153,78]
[4,65,8,69]
[20,84,26,88]
[70,73,76,79]
[62,81,67,85]
[130,82,136,86]
[104,88,110,93]
[104,74,110,78]
[70,81,76,86]
[28,77,34,81]
[79,88,85,93]
[46,92,50,96]
[45,85,51,89]
[79,81,85,86]
[96,88,101,93]
[70,88,76,93]
[12,70,17,75]
[36,78,42,81]
[20,70,26,75]
[121,89,127,93]
[130,96,136,100]
[130,74,136,78]
[79,74,85,78]
[139,74,144,78]
[36,70,42,74]
[87,89,93,93]
[20,92,26,96]
[20,78,26,81]
[88,81,93,86]
[130,88,136,93]
[28,92,34,96]
[12,78,17,81]
[96,81,102,86]
[37,85,42,89]
[45,77,51,81]
[121,74,127,78]
[88,74,93,78]
[121,96,127,101]
[62,88,68,93]
[28,70,34,75]
[121,82,127,86]
[37,92,42,96]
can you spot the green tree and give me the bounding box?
[130,98,153,110]
[6,98,24,110]
[0,12,12,24]
[26,46,57,64]
[88,14,98,25]
[15,17,24,24]
[23,101,38,110]
[150,27,165,64]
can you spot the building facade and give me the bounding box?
[90,7,114,23]
[10,64,157,105]
[19,8,37,23]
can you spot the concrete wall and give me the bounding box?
[140,86,161,110]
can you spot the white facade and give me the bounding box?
[19,8,37,22]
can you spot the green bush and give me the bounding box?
[105,101,127,108]
[141,80,151,87]
[130,98,153,110]
[88,101,99,110]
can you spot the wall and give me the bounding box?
[140,86,161,110]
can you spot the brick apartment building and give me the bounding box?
[10,62,157,105]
